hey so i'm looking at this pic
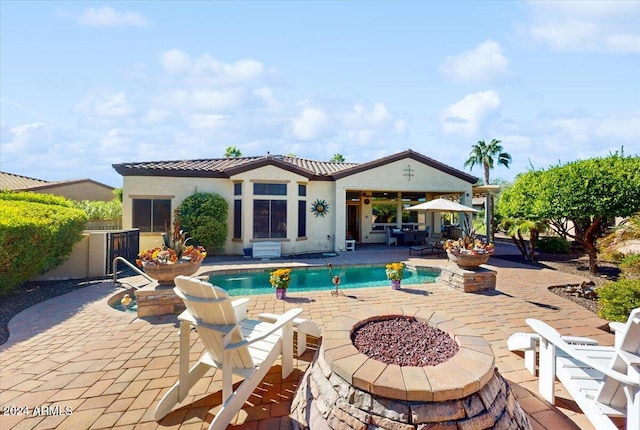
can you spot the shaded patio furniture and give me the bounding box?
[414,230,427,245]
[409,233,443,256]
[512,308,640,430]
[386,227,398,246]
[403,230,416,246]
[155,275,303,430]
[345,239,356,252]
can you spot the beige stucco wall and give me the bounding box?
[34,182,115,202]
[32,231,117,281]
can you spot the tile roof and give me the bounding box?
[112,150,478,183]
[0,171,50,191]
[113,154,359,179]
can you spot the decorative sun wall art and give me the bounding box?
[311,198,330,217]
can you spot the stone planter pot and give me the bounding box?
[275,288,287,299]
[390,279,402,290]
[446,251,491,269]
[142,260,202,286]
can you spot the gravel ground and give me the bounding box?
[352,317,459,366]
[0,252,619,346]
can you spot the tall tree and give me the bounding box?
[497,152,640,274]
[330,153,345,163]
[464,139,512,242]
[464,139,512,185]
[224,146,242,157]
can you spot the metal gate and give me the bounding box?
[106,230,139,274]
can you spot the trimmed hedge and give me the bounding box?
[0,191,87,295]
[597,278,640,322]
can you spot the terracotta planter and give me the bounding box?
[275,288,287,299]
[390,279,402,290]
[446,251,491,269]
[143,260,202,286]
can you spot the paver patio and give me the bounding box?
[0,244,615,429]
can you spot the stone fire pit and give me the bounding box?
[291,306,531,429]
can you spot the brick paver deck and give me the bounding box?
[0,244,612,429]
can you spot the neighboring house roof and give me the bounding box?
[0,171,114,192]
[112,150,478,184]
[0,171,50,190]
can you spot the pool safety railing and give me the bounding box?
[112,256,153,289]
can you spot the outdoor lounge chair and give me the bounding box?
[154,275,303,430]
[409,232,443,256]
[510,308,640,430]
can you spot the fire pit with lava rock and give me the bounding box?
[291,306,531,430]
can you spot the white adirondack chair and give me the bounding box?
[154,275,303,430]
[524,308,640,430]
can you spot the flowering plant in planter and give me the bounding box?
[136,245,206,267]
[444,238,494,255]
[269,268,292,289]
[136,210,207,267]
[385,262,405,281]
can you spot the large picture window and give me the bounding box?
[132,198,171,232]
[253,200,287,238]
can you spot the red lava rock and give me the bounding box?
[351,317,459,367]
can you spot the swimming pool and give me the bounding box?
[207,264,439,296]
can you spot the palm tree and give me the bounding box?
[330,153,345,163]
[224,146,242,157]
[463,139,511,185]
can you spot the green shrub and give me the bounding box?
[0,190,73,207]
[536,236,571,254]
[0,192,87,295]
[619,254,640,280]
[597,278,640,322]
[72,199,122,221]
[178,192,228,255]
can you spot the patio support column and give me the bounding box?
[335,187,346,251]
[485,192,492,243]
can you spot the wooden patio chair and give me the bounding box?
[154,275,303,430]
[520,308,640,430]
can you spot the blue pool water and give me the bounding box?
[207,265,439,296]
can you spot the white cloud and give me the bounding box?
[253,87,281,111]
[290,107,330,140]
[75,92,133,123]
[525,0,640,53]
[141,109,172,125]
[185,114,228,130]
[440,91,501,137]
[78,7,149,28]
[439,40,511,83]
[161,88,245,112]
[596,114,640,140]
[160,49,192,74]
[159,50,266,84]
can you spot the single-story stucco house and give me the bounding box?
[112,149,478,255]
[0,171,115,202]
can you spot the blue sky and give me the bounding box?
[1,1,639,188]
